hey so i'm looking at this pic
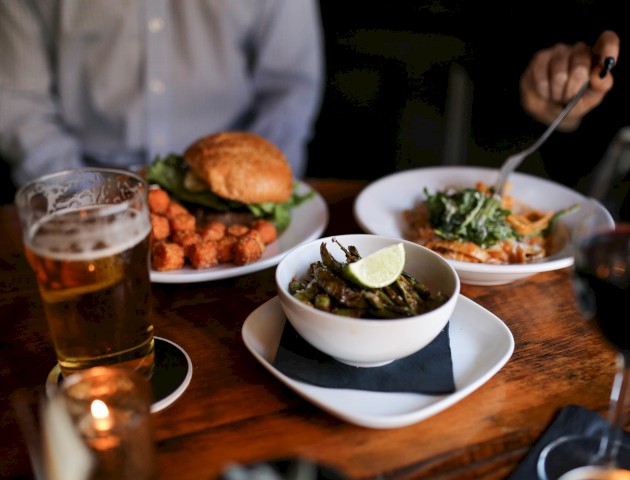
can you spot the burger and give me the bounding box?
[146,131,312,231]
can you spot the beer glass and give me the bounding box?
[15,168,155,379]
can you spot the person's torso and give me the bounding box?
[48,0,264,163]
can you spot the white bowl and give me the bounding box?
[275,234,460,367]
[353,166,615,286]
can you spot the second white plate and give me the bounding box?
[353,166,613,285]
[242,295,514,429]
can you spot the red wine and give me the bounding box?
[573,226,630,352]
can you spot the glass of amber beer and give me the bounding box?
[15,168,155,379]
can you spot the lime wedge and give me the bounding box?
[343,242,405,288]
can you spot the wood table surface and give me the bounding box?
[0,178,619,480]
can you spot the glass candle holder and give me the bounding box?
[42,367,155,480]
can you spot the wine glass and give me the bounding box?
[537,129,630,480]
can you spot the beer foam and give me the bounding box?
[27,205,151,261]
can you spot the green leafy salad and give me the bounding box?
[423,187,516,248]
[423,186,578,249]
[146,154,313,232]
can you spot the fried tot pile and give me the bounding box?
[148,187,277,271]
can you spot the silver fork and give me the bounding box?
[493,57,615,197]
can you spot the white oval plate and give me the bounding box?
[353,166,614,286]
[241,295,514,430]
[150,181,329,283]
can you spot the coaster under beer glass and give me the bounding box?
[15,168,155,379]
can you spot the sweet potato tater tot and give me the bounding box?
[188,241,219,269]
[250,219,277,244]
[233,235,263,265]
[148,188,171,214]
[165,201,189,219]
[171,230,202,252]
[199,221,226,242]
[226,223,249,237]
[152,242,185,271]
[169,212,196,232]
[217,235,238,263]
[150,213,170,241]
[243,229,265,252]
[147,188,279,271]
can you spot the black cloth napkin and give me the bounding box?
[507,404,630,479]
[272,320,455,394]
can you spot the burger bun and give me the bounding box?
[183,131,293,204]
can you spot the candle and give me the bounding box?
[91,400,113,432]
[43,367,155,480]
[78,398,122,454]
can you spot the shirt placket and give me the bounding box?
[144,0,170,161]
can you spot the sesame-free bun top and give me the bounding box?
[183,131,293,204]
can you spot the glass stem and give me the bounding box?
[597,351,630,466]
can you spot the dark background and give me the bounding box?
[306,0,629,207]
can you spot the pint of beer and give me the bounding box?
[15,169,155,379]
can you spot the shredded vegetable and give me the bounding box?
[404,182,579,264]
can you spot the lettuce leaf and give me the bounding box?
[423,187,518,248]
[146,154,312,232]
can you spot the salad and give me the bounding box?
[404,182,579,264]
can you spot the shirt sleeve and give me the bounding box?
[244,0,325,178]
[0,0,84,187]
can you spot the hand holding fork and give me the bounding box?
[494,30,620,196]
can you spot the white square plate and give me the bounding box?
[241,295,514,429]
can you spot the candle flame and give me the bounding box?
[91,399,109,419]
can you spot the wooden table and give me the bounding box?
[0,178,618,480]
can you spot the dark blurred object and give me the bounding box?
[0,158,16,205]
[506,404,630,480]
[222,458,346,480]
[588,126,630,221]
[307,2,468,180]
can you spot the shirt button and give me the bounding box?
[150,80,165,94]
[148,17,164,32]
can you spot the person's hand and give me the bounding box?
[520,30,620,131]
